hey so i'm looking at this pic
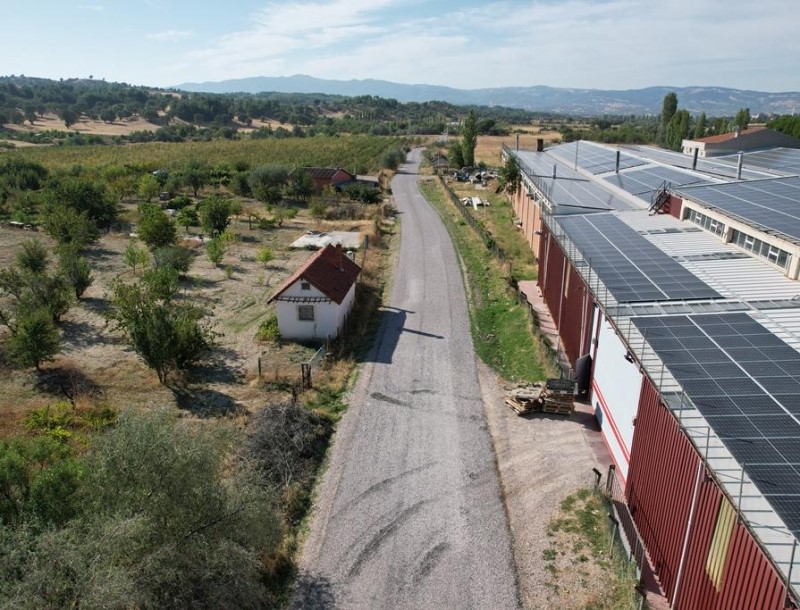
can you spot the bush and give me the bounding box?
[137,208,176,250]
[256,315,280,341]
[152,245,193,275]
[58,250,93,298]
[206,238,225,266]
[142,267,179,301]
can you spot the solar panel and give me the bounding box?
[604,166,711,200]
[548,141,645,175]
[515,151,637,212]
[717,148,800,176]
[676,177,800,243]
[558,214,721,303]
[619,145,775,180]
[633,312,800,536]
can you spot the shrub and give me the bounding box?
[152,245,193,275]
[206,238,225,266]
[256,315,280,342]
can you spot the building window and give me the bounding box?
[686,208,726,237]
[297,305,314,321]
[730,229,791,270]
[705,496,736,591]
[300,281,311,291]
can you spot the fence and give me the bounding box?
[605,465,655,610]
[256,344,328,399]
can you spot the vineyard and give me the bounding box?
[8,135,414,173]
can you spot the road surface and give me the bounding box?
[295,149,519,609]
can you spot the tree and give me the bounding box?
[661,92,678,127]
[461,110,478,167]
[43,178,118,229]
[199,196,232,237]
[666,109,692,151]
[248,165,289,207]
[5,308,60,371]
[152,246,193,275]
[58,250,93,299]
[108,280,212,384]
[16,240,49,275]
[123,241,148,274]
[137,208,176,250]
[499,154,521,194]
[693,112,707,139]
[256,247,274,268]
[59,107,79,128]
[733,107,750,131]
[181,161,208,197]
[206,238,225,266]
[137,174,160,203]
[448,141,465,169]
[285,169,314,201]
[42,206,99,253]
[176,207,199,233]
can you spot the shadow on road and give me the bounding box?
[291,572,337,609]
[367,307,444,365]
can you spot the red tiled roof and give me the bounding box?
[303,167,355,181]
[268,244,361,305]
[694,126,766,144]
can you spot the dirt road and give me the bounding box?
[295,150,519,609]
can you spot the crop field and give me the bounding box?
[4,134,410,173]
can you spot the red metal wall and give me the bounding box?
[627,378,792,610]
[511,184,542,255]
[537,226,594,366]
[667,195,684,219]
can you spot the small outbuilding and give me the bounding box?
[682,126,800,157]
[303,167,356,193]
[268,244,361,342]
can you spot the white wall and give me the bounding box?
[275,280,356,341]
[591,312,643,483]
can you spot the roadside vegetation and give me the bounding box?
[419,178,554,383]
[542,488,642,610]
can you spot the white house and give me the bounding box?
[268,244,361,342]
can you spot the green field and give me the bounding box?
[5,135,410,173]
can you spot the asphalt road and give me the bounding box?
[295,149,519,609]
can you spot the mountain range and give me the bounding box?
[175,75,800,117]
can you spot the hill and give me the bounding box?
[176,75,800,117]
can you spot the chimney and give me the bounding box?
[615,150,621,174]
[692,148,699,171]
[553,165,557,179]
[737,152,744,180]
[336,243,343,271]
[516,133,520,151]
[537,138,544,152]
[733,126,741,138]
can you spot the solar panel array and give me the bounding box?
[717,148,800,176]
[620,145,774,180]
[558,214,721,302]
[633,313,800,536]
[549,141,645,174]
[676,177,800,242]
[604,166,710,199]
[515,151,637,212]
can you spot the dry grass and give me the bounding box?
[5,112,161,136]
[475,130,561,166]
[0,197,395,438]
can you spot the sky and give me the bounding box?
[2,0,798,92]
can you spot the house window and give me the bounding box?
[705,496,736,591]
[297,305,315,321]
[300,281,311,290]
[686,208,725,238]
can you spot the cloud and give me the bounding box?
[78,3,104,11]
[147,29,193,42]
[170,0,800,91]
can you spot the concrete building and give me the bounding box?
[268,244,360,342]
[682,127,800,158]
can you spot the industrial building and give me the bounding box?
[505,139,800,609]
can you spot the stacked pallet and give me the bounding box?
[542,379,575,415]
[504,384,545,415]
[504,379,575,416]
